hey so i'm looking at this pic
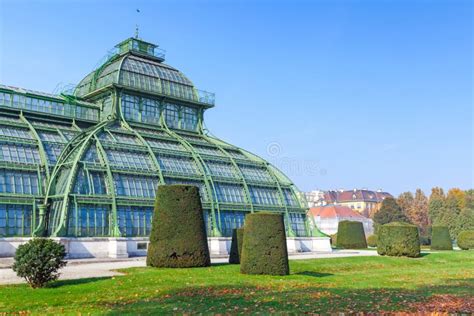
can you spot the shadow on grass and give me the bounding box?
[104,278,474,315]
[294,271,333,278]
[48,276,112,288]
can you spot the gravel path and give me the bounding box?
[0,250,378,285]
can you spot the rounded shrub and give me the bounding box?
[229,228,245,264]
[12,238,67,288]
[431,226,453,250]
[367,234,377,248]
[377,222,420,258]
[240,212,289,275]
[146,185,210,268]
[336,221,367,249]
[457,230,474,250]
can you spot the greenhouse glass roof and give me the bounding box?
[0,37,311,238]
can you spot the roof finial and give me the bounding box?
[135,9,140,38]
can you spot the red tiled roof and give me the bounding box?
[324,189,392,203]
[308,205,366,219]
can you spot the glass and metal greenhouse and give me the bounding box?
[0,37,310,238]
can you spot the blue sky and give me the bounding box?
[0,0,472,195]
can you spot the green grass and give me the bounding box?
[0,251,473,314]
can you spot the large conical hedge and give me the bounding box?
[431,226,453,250]
[336,221,367,249]
[229,228,244,264]
[377,222,420,258]
[146,185,210,268]
[240,212,289,275]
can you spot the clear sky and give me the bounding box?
[0,0,472,195]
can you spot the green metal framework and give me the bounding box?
[0,37,319,238]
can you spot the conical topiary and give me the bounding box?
[229,228,245,264]
[431,226,453,250]
[240,212,289,275]
[146,185,210,268]
[336,221,367,249]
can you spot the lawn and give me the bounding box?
[0,251,473,314]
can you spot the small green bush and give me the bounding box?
[147,185,210,268]
[336,221,367,249]
[330,234,337,246]
[377,222,420,258]
[240,212,289,275]
[229,228,245,264]
[12,238,67,288]
[431,226,453,250]
[457,230,474,250]
[367,234,377,247]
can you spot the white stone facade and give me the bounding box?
[0,237,332,259]
[311,216,374,236]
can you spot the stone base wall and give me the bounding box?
[0,236,332,259]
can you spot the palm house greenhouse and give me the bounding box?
[0,37,311,239]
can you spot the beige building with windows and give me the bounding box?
[323,189,392,218]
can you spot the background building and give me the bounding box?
[307,205,374,236]
[0,36,310,239]
[305,189,392,218]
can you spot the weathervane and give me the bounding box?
[135,9,140,38]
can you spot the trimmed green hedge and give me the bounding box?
[240,212,289,275]
[457,230,474,250]
[367,234,377,248]
[147,185,210,268]
[336,221,367,249]
[431,226,453,250]
[377,222,420,258]
[229,228,245,264]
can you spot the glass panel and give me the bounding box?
[181,107,198,131]
[163,103,179,129]
[106,150,154,170]
[193,145,224,157]
[0,143,41,164]
[248,186,281,205]
[214,183,246,203]
[113,174,159,198]
[205,161,237,178]
[239,165,273,182]
[156,154,198,175]
[43,143,64,164]
[0,125,32,139]
[219,210,246,237]
[37,131,64,143]
[0,204,33,236]
[67,204,110,237]
[288,213,306,237]
[146,138,183,151]
[0,170,39,195]
[283,188,299,207]
[117,206,153,237]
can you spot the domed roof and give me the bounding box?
[74,38,214,106]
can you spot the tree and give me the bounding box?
[373,197,410,232]
[447,188,466,210]
[454,190,474,237]
[428,187,445,224]
[397,192,414,217]
[408,189,430,234]
[437,188,465,239]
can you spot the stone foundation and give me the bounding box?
[0,236,331,259]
